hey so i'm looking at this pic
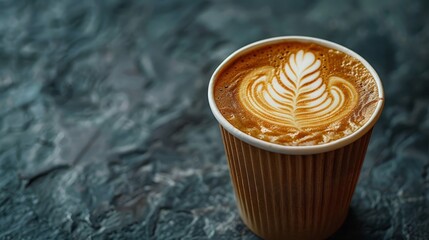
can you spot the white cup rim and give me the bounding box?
[208,36,385,155]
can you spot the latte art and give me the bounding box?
[214,41,380,145]
[239,50,358,129]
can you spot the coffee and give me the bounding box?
[209,37,385,240]
[214,41,380,146]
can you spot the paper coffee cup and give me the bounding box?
[208,36,384,240]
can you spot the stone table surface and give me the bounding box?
[0,0,428,239]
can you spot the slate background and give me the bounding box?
[0,0,428,239]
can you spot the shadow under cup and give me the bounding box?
[208,37,384,240]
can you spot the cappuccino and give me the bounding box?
[214,41,380,145]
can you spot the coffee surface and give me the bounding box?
[214,41,380,146]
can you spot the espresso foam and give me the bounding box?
[214,41,380,146]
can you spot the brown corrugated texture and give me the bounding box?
[220,126,372,240]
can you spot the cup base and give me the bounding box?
[240,209,349,240]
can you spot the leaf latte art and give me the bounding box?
[238,50,358,129]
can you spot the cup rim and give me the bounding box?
[208,36,385,155]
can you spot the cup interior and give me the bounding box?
[208,36,385,155]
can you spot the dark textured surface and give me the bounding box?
[0,0,428,239]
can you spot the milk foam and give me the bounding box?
[214,41,380,146]
[238,50,358,129]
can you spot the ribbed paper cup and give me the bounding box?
[208,36,384,240]
[220,126,372,239]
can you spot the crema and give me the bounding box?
[214,41,380,146]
